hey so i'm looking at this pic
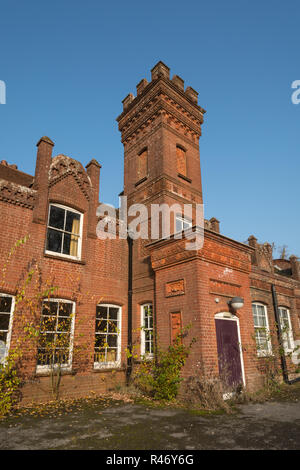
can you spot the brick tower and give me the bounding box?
[116,61,207,349]
[117,61,206,233]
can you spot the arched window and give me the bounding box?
[94,304,121,368]
[252,303,272,356]
[141,304,154,358]
[278,307,294,353]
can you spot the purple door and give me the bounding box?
[215,318,243,389]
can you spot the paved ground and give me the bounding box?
[0,399,299,450]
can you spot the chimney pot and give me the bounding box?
[36,136,54,147]
[209,217,220,233]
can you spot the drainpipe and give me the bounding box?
[271,284,289,384]
[126,233,133,385]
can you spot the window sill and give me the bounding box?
[135,356,154,363]
[135,176,148,187]
[178,173,192,183]
[35,368,76,377]
[44,253,86,265]
[257,352,274,358]
[93,366,125,373]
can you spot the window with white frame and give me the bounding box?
[252,303,272,355]
[175,215,192,233]
[94,304,121,368]
[141,304,154,358]
[46,204,83,259]
[37,299,75,370]
[278,307,294,353]
[0,294,14,363]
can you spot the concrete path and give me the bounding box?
[1,400,299,450]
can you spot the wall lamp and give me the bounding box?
[228,297,244,312]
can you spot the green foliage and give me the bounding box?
[0,348,22,418]
[133,328,195,401]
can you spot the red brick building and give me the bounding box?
[0,62,299,403]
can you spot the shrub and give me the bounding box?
[133,330,195,401]
[0,349,22,418]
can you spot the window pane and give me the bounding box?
[57,318,71,332]
[108,320,118,333]
[42,301,58,316]
[38,333,55,348]
[58,302,73,317]
[94,349,105,362]
[49,205,65,230]
[54,349,68,364]
[0,296,12,313]
[0,314,10,331]
[40,316,56,332]
[0,331,7,344]
[107,335,117,347]
[145,330,152,342]
[65,211,80,234]
[109,307,119,320]
[106,349,117,362]
[96,319,107,332]
[46,229,63,253]
[95,335,106,348]
[97,306,108,319]
[37,349,51,365]
[56,333,70,349]
[176,218,183,232]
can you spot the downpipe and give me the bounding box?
[271,284,300,385]
[126,233,133,385]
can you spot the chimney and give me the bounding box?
[248,235,258,265]
[32,136,54,224]
[290,255,300,281]
[209,217,220,233]
[86,159,101,238]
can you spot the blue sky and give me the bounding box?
[0,0,299,257]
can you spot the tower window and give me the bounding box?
[175,215,192,233]
[176,146,187,177]
[137,148,148,181]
